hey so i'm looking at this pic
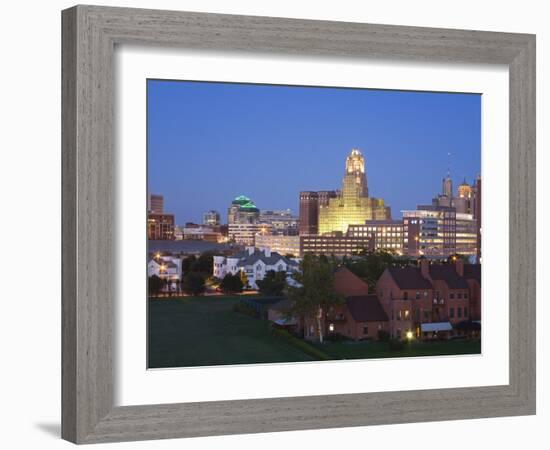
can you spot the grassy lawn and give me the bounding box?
[148,296,316,368]
[148,296,481,368]
[313,339,481,360]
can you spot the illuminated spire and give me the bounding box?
[344,148,368,198]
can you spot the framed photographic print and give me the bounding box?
[62,5,536,444]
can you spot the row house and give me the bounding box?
[302,267,389,341]
[376,259,481,339]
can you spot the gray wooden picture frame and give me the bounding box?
[61,4,536,444]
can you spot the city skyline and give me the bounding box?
[148,80,481,225]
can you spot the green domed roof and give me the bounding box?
[232,195,252,206]
[240,201,259,212]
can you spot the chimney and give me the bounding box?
[455,258,464,277]
[419,258,430,279]
[246,246,255,255]
[261,247,271,257]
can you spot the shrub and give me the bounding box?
[388,338,405,351]
[325,332,347,342]
[377,330,390,342]
[271,328,332,360]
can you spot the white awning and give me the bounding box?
[421,322,453,332]
[273,318,297,326]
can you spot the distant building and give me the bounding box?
[203,210,221,226]
[255,234,301,257]
[259,209,299,235]
[318,149,391,235]
[347,219,404,254]
[228,222,272,246]
[402,204,477,258]
[300,233,374,257]
[213,247,299,289]
[228,195,260,224]
[147,213,174,240]
[183,226,222,243]
[402,205,456,257]
[455,213,478,256]
[148,194,164,214]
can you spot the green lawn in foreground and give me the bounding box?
[148,296,481,368]
[313,339,481,360]
[148,296,316,368]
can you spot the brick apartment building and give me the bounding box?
[376,258,481,339]
[303,267,389,341]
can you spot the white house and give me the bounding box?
[148,256,182,290]
[213,247,299,289]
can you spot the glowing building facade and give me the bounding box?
[318,149,391,235]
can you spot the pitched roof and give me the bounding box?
[236,250,298,268]
[239,251,298,266]
[387,267,432,290]
[333,267,369,296]
[429,265,469,289]
[345,295,389,322]
[463,264,481,285]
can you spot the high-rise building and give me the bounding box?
[147,213,174,240]
[148,194,164,214]
[298,191,338,235]
[228,195,260,224]
[317,149,391,234]
[203,210,221,226]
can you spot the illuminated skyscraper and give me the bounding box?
[317,149,391,235]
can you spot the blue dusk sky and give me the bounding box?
[147,80,481,225]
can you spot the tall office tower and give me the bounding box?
[298,190,338,235]
[299,191,319,235]
[203,210,221,226]
[317,148,391,235]
[148,194,164,214]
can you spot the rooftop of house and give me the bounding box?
[221,248,299,268]
[387,266,433,290]
[429,265,469,289]
[463,264,481,285]
[149,259,178,269]
[346,295,389,322]
[333,267,369,297]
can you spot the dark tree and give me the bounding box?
[344,249,398,288]
[181,255,197,273]
[191,252,215,274]
[286,254,344,343]
[257,270,287,296]
[181,272,206,296]
[219,273,243,294]
[148,275,163,296]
